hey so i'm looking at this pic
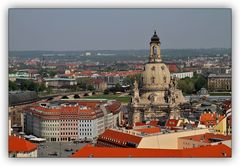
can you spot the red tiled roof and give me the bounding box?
[166,64,178,73]
[165,119,179,128]
[148,120,159,126]
[98,129,142,145]
[199,113,217,126]
[134,122,146,126]
[179,133,231,143]
[70,144,231,158]
[100,70,142,77]
[135,127,161,134]
[105,101,121,114]
[9,136,37,153]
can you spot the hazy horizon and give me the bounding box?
[9,9,231,51]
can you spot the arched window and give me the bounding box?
[163,76,166,83]
[151,76,155,84]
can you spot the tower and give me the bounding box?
[149,31,162,63]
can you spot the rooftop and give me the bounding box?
[9,136,37,153]
[70,144,231,158]
[98,129,142,146]
[208,74,231,78]
[134,127,161,134]
[179,133,231,143]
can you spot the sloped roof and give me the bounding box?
[98,129,142,145]
[70,144,231,158]
[179,133,231,143]
[9,136,37,153]
[135,127,161,134]
[165,119,179,128]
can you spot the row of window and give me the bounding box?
[61,123,77,126]
[79,132,92,136]
[79,128,92,131]
[43,132,59,136]
[61,132,77,135]
[79,124,92,127]
[61,128,78,130]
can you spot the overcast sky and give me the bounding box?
[9,9,231,51]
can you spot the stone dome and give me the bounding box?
[142,63,171,91]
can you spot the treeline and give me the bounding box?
[177,74,207,95]
[9,80,46,92]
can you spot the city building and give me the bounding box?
[24,100,122,142]
[96,129,142,148]
[198,112,225,128]
[44,77,77,88]
[99,70,142,87]
[214,109,232,135]
[96,128,209,149]
[9,136,38,158]
[129,31,186,126]
[90,79,107,91]
[171,71,193,79]
[208,74,231,92]
[178,133,231,149]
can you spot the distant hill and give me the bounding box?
[9,48,231,63]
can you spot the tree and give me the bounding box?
[177,77,195,95]
[193,74,207,91]
[87,84,95,91]
[48,70,57,77]
[115,83,122,92]
[9,80,18,91]
[123,74,143,88]
[177,74,207,95]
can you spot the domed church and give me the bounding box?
[129,31,186,126]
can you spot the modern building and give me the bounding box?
[9,136,38,158]
[208,74,231,92]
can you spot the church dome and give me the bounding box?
[142,63,171,91]
[151,31,160,43]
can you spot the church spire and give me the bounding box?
[149,31,161,63]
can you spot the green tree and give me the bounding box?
[115,83,122,91]
[177,77,195,95]
[9,80,18,91]
[193,74,207,91]
[87,84,95,91]
[123,74,143,88]
[177,74,207,95]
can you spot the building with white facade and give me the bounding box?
[171,72,194,79]
[24,100,122,142]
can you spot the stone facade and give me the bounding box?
[208,74,231,92]
[129,32,185,126]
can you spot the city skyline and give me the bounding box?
[9,9,231,51]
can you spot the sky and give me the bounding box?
[9,9,231,51]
